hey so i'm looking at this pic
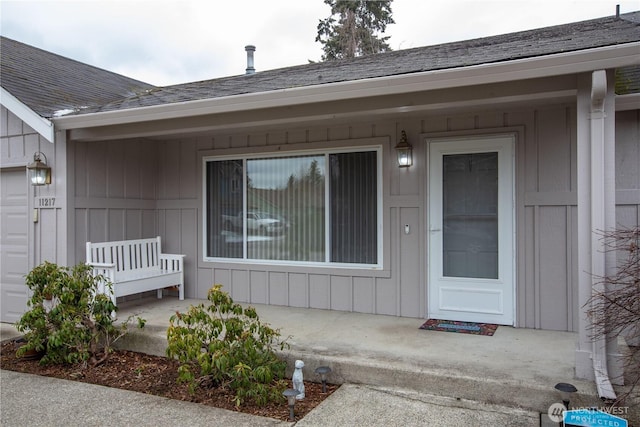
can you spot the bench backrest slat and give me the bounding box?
[131,244,136,269]
[86,237,162,272]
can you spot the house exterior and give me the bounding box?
[1,12,639,394]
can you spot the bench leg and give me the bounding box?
[111,293,117,320]
[157,289,163,299]
[179,283,184,300]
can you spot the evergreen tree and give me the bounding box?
[316,0,394,61]
[306,159,324,186]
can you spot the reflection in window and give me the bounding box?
[247,156,325,261]
[205,149,379,266]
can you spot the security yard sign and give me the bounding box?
[564,409,628,427]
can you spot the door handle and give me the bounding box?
[429,227,441,232]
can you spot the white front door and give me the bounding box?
[428,135,515,325]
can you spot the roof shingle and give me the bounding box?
[0,37,154,118]
[89,11,640,114]
[2,11,639,118]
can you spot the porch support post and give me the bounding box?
[575,70,622,397]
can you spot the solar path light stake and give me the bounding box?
[282,388,301,421]
[315,366,332,393]
[554,382,577,409]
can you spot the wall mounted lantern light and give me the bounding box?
[395,130,413,167]
[26,152,51,186]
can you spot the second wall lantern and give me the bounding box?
[395,130,413,167]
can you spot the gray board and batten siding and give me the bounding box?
[0,106,66,322]
[3,96,639,332]
[66,99,640,333]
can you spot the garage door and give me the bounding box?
[0,169,29,323]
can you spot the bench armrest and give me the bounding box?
[87,262,116,269]
[160,254,186,261]
[86,262,116,295]
[159,253,185,272]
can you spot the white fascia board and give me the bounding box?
[616,93,640,111]
[53,42,640,131]
[1,87,55,142]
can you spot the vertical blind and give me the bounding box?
[206,149,378,265]
[330,151,377,264]
[206,159,243,258]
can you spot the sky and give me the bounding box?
[1,0,637,87]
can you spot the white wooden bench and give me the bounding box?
[86,236,185,306]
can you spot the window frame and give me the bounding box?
[202,145,383,269]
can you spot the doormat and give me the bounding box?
[419,319,498,336]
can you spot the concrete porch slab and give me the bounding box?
[111,296,603,415]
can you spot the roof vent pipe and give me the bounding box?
[245,45,256,74]
[616,4,620,19]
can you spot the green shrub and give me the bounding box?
[16,261,139,366]
[167,284,289,407]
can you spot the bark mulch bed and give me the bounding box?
[0,339,337,422]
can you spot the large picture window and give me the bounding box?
[204,148,380,266]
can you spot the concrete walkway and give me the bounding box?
[0,368,541,427]
[1,296,624,426]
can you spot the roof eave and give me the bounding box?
[1,87,55,142]
[616,93,640,111]
[53,42,640,131]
